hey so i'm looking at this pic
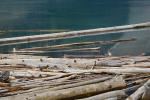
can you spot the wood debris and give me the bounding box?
[0,54,149,100]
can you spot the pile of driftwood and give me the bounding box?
[0,54,150,100]
[0,22,150,100]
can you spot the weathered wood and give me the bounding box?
[0,71,10,82]
[65,68,150,74]
[78,90,127,100]
[45,76,112,91]
[12,47,101,54]
[64,54,104,58]
[78,84,141,100]
[0,77,126,100]
[1,70,67,78]
[0,22,149,46]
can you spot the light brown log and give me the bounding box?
[0,22,149,46]
[78,90,127,100]
[78,84,141,100]
[0,77,126,100]
[66,68,150,74]
[7,70,67,78]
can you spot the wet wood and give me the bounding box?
[12,47,101,54]
[20,38,135,51]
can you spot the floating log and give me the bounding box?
[20,38,135,51]
[0,22,149,46]
[63,54,104,58]
[12,47,101,54]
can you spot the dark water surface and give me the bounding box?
[0,0,150,56]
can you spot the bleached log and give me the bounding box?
[65,68,150,74]
[12,47,101,54]
[126,79,150,100]
[0,57,127,69]
[64,54,104,58]
[78,90,127,100]
[45,76,112,91]
[7,70,67,78]
[0,77,126,100]
[0,22,149,46]
[78,84,141,100]
[10,73,71,86]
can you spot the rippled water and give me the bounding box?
[0,0,150,56]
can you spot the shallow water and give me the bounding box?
[0,0,150,56]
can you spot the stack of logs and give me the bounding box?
[0,54,150,100]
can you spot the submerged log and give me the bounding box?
[20,38,135,51]
[0,22,149,46]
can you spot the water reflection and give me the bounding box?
[0,0,149,56]
[111,0,150,55]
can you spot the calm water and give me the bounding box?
[0,0,150,56]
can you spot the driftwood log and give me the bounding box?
[0,77,126,100]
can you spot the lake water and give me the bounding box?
[0,0,150,57]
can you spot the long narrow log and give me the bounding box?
[65,68,150,74]
[14,76,112,95]
[64,54,104,58]
[20,38,135,51]
[44,76,112,91]
[78,90,127,100]
[12,47,100,54]
[0,77,126,100]
[0,22,149,46]
[0,56,131,68]
[2,70,67,78]
[78,84,141,100]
